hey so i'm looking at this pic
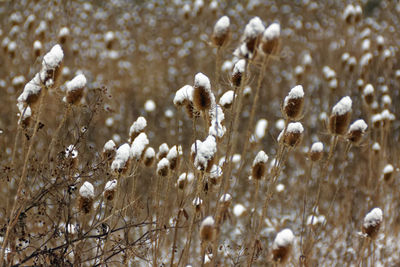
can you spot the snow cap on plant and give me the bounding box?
[362,208,383,239]
[212,16,230,47]
[283,85,304,120]
[78,181,94,214]
[272,228,295,263]
[329,96,352,135]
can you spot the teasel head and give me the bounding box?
[252,150,268,180]
[193,136,217,172]
[193,197,203,213]
[33,40,42,58]
[347,119,368,145]
[65,74,86,105]
[102,140,116,161]
[157,143,169,160]
[362,208,383,239]
[362,84,374,105]
[343,4,355,24]
[157,158,170,177]
[78,181,95,214]
[329,96,352,136]
[279,122,304,148]
[219,90,235,109]
[371,113,382,129]
[193,72,214,112]
[382,164,394,183]
[260,22,280,56]
[212,16,230,47]
[111,143,131,174]
[40,44,64,88]
[272,228,295,263]
[231,59,246,87]
[17,73,42,107]
[167,145,181,171]
[129,116,147,141]
[208,164,223,187]
[58,27,70,45]
[309,142,324,162]
[243,17,265,58]
[103,179,117,201]
[283,85,304,120]
[200,216,215,242]
[143,147,155,167]
[104,31,115,50]
[219,193,232,210]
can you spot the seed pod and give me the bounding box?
[309,142,323,162]
[243,17,265,57]
[102,140,116,160]
[33,40,42,57]
[260,23,280,55]
[157,158,170,177]
[167,145,180,171]
[362,208,383,239]
[252,150,268,180]
[200,216,215,242]
[65,74,86,105]
[383,164,394,183]
[129,116,147,141]
[279,122,304,147]
[329,96,352,135]
[272,229,295,263]
[111,143,131,174]
[40,44,64,88]
[231,59,246,87]
[157,143,169,160]
[283,85,304,120]
[219,90,235,109]
[58,27,70,44]
[212,16,230,47]
[193,197,203,213]
[347,119,368,144]
[193,73,214,112]
[143,147,155,167]
[78,182,95,214]
[362,84,374,105]
[103,180,117,201]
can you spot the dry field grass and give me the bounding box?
[0,0,399,266]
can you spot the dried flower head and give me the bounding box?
[309,142,324,162]
[78,181,94,214]
[130,133,149,161]
[102,140,116,160]
[111,143,131,174]
[272,228,295,263]
[362,84,374,105]
[157,158,170,177]
[260,23,280,55]
[383,164,394,183]
[279,122,304,147]
[252,150,268,180]
[283,85,304,120]
[193,73,214,112]
[65,74,86,105]
[329,96,352,135]
[40,44,64,88]
[212,16,230,47]
[347,119,368,144]
[200,216,215,242]
[231,59,246,87]
[143,147,155,167]
[362,208,383,239]
[103,180,117,201]
[129,116,147,141]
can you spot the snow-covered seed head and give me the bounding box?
[65,74,86,105]
[193,73,213,112]
[343,4,355,24]
[104,31,115,49]
[111,143,131,174]
[193,197,203,213]
[362,208,383,239]
[383,164,394,183]
[309,142,324,162]
[157,158,170,177]
[167,145,180,171]
[102,139,116,160]
[40,44,64,88]
[362,84,374,105]
[129,116,147,141]
[58,27,70,44]
[18,73,42,106]
[280,122,304,147]
[219,90,235,109]
[33,40,42,57]
[231,59,246,87]
[371,113,382,129]
[143,147,155,167]
[329,96,352,136]
[243,17,265,56]
[260,23,280,55]
[177,173,189,190]
[219,193,232,208]
[130,133,149,161]
[252,150,268,180]
[212,16,230,47]
[103,179,117,201]
[193,135,217,172]
[157,143,169,160]
[272,228,295,263]
[283,85,304,120]
[200,216,215,242]
[78,181,94,214]
[174,85,194,107]
[347,119,368,144]
[354,5,362,23]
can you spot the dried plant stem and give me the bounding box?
[237,55,269,178]
[250,179,260,228]
[42,104,71,165]
[170,207,182,266]
[200,242,207,267]
[1,89,47,263]
[300,162,314,258]
[210,61,249,265]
